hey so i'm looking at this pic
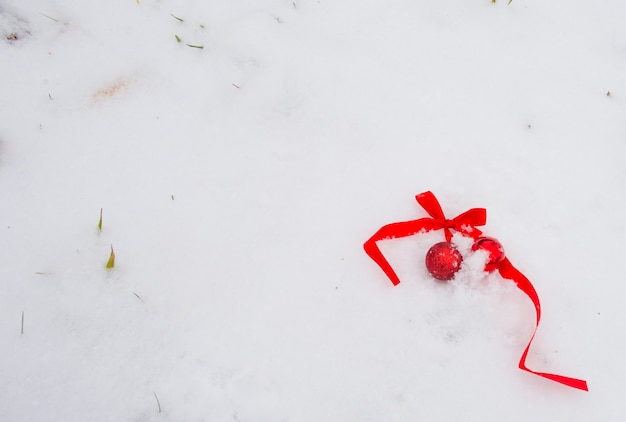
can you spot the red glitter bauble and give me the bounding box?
[472,237,505,272]
[425,242,463,281]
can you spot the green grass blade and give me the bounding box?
[170,13,184,22]
[106,245,116,269]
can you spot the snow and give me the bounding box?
[1,0,625,420]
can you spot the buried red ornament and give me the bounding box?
[472,236,505,272]
[425,242,463,280]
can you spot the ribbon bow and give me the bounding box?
[414,191,486,242]
[363,191,589,391]
[363,191,486,286]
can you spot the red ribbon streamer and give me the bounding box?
[497,258,589,391]
[364,191,588,391]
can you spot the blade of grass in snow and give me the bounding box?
[98,208,103,232]
[186,44,204,49]
[170,13,184,23]
[106,245,115,269]
[153,392,162,413]
[39,13,59,22]
[174,34,181,43]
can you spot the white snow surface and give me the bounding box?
[1,0,625,420]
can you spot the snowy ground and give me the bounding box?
[1,0,626,420]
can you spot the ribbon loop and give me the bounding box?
[415,191,446,220]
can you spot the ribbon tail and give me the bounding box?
[363,218,441,286]
[519,341,589,391]
[498,258,589,391]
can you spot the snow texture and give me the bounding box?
[1,0,625,420]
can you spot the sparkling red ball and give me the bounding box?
[471,237,505,272]
[425,242,463,281]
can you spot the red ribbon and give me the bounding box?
[363,191,486,285]
[364,191,588,391]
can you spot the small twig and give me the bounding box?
[231,83,241,89]
[21,312,24,335]
[153,392,162,413]
[132,292,144,302]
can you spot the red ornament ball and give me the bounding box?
[425,242,463,281]
[472,237,505,272]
